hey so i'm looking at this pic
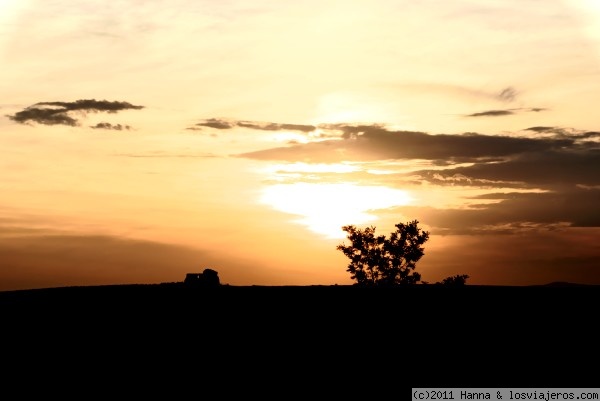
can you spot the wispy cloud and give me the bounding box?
[194,118,236,129]
[525,126,600,140]
[467,110,514,117]
[466,107,545,117]
[7,99,144,127]
[496,86,517,102]
[390,83,521,104]
[525,126,562,133]
[192,118,316,132]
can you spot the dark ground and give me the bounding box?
[2,283,598,390]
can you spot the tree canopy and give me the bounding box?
[336,220,430,286]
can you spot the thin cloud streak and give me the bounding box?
[467,110,514,117]
[466,108,546,117]
[193,118,316,132]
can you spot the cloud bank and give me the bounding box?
[233,118,600,240]
[236,124,574,163]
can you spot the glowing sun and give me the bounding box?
[260,182,412,239]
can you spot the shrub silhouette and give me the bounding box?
[336,220,429,286]
[438,274,469,286]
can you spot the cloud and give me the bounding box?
[192,118,316,132]
[7,99,144,127]
[195,118,235,129]
[497,87,517,102]
[415,148,600,188]
[466,107,546,117]
[391,82,522,104]
[236,121,316,132]
[396,187,600,235]
[466,110,514,117]
[91,122,131,130]
[237,121,598,240]
[36,99,144,113]
[7,108,79,126]
[524,127,600,141]
[237,124,574,163]
[413,171,526,188]
[525,126,561,133]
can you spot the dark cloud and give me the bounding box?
[467,110,514,117]
[526,126,560,133]
[577,131,600,139]
[36,99,143,113]
[396,187,600,235]
[7,99,143,127]
[237,124,574,163]
[524,127,600,142]
[193,118,316,132]
[7,108,79,126]
[416,149,600,188]
[91,122,131,130]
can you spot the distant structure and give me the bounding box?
[184,268,220,288]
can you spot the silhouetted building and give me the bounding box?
[184,269,220,287]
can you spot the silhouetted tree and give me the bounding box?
[438,274,469,286]
[336,220,429,286]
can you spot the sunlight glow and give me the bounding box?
[314,92,397,124]
[0,0,26,25]
[570,0,600,55]
[261,162,359,174]
[0,0,15,12]
[260,182,413,239]
[268,128,338,144]
[270,132,310,143]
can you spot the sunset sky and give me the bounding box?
[2,0,600,291]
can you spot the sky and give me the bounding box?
[1,0,600,290]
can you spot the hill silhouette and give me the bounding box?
[2,280,599,317]
[2,279,598,389]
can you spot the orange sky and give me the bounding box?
[1,0,600,290]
